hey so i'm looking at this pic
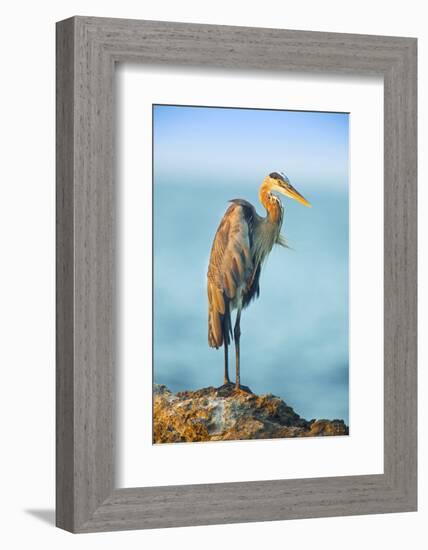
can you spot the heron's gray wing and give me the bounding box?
[207,202,255,347]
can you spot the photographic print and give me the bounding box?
[152,104,349,444]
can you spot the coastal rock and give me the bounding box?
[153,384,348,443]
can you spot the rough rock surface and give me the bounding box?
[153,384,348,443]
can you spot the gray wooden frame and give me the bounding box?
[56,16,417,533]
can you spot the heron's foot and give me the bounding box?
[234,383,253,395]
[216,381,237,397]
[217,381,234,391]
[217,382,253,396]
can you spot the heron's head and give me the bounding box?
[267,172,311,207]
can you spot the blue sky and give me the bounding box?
[153,104,349,188]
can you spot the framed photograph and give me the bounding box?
[56,16,417,532]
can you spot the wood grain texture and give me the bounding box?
[56,16,417,533]
[56,18,75,531]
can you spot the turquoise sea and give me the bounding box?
[153,177,349,424]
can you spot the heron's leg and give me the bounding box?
[224,340,230,384]
[234,309,242,390]
[223,302,231,385]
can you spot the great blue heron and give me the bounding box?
[207,171,311,391]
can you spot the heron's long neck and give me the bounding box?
[259,179,282,225]
[252,179,283,266]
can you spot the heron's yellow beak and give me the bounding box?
[280,183,311,208]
